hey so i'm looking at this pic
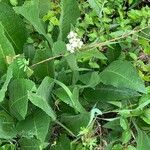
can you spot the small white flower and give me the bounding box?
[69,38,76,44]
[66,44,72,51]
[71,41,79,48]
[78,41,83,49]
[66,31,84,53]
[70,49,75,53]
[67,31,77,39]
[66,44,75,53]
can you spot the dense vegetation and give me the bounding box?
[0,0,149,149]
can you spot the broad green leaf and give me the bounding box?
[65,54,79,70]
[72,86,86,113]
[80,72,100,88]
[9,79,35,120]
[54,80,86,113]
[0,111,16,139]
[23,44,36,61]
[37,77,54,102]
[53,88,72,107]
[0,22,15,75]
[136,128,150,150]
[28,92,56,121]
[0,2,27,53]
[61,113,90,135]
[14,0,53,45]
[39,0,51,18]
[65,54,79,84]
[52,41,67,56]
[17,109,51,142]
[51,134,71,150]
[106,44,121,63]
[0,66,13,102]
[103,119,121,131]
[19,138,42,150]
[32,47,54,78]
[58,0,80,40]
[83,84,140,102]
[99,60,146,93]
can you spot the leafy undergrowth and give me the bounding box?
[0,0,150,150]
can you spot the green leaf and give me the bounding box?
[137,94,150,109]
[141,108,150,124]
[77,49,107,61]
[106,44,121,63]
[53,88,72,107]
[103,119,121,131]
[65,54,79,71]
[10,0,18,6]
[80,72,100,88]
[28,92,56,121]
[17,109,51,142]
[54,80,86,113]
[112,144,123,150]
[120,117,129,130]
[51,134,71,150]
[52,41,67,56]
[136,128,150,150]
[0,2,27,53]
[23,44,36,61]
[39,0,51,18]
[0,66,13,102]
[0,111,16,139]
[0,22,15,75]
[0,0,10,4]
[32,47,54,78]
[83,84,140,102]
[19,138,42,150]
[37,77,54,102]
[58,0,80,40]
[88,0,101,18]
[61,113,90,135]
[9,79,35,120]
[14,0,52,45]
[127,145,137,150]
[72,86,86,113]
[122,129,132,144]
[0,143,16,150]
[99,60,146,93]
[11,57,28,79]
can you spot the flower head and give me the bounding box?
[66,31,84,53]
[67,31,77,39]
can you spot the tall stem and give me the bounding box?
[55,120,76,137]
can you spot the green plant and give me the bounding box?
[0,0,149,149]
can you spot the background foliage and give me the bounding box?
[0,0,149,149]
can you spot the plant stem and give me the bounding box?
[55,120,76,137]
[30,55,63,68]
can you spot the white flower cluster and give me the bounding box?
[66,31,83,53]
